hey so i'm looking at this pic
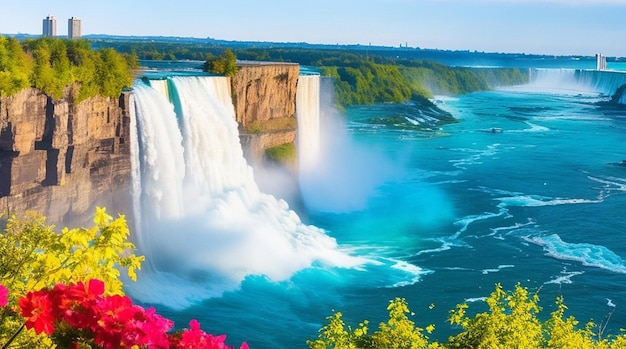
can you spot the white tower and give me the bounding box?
[68,17,82,39]
[596,53,607,70]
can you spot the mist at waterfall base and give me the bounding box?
[126,64,626,348]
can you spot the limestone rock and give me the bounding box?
[0,89,131,226]
[231,63,300,163]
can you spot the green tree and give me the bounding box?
[96,47,133,98]
[29,43,58,97]
[205,49,238,77]
[447,283,543,348]
[1,36,134,100]
[307,311,370,349]
[0,36,33,95]
[67,39,100,101]
[372,298,433,349]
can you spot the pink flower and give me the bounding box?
[174,319,249,349]
[0,284,8,307]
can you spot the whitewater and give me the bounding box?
[127,66,626,348]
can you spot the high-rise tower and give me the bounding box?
[68,17,82,39]
[42,15,56,37]
[596,53,607,70]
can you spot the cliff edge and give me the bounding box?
[231,62,299,164]
[0,88,132,226]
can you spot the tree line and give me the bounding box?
[89,39,528,109]
[0,36,136,101]
[233,47,528,107]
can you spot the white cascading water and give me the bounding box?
[128,76,363,309]
[296,75,321,172]
[528,68,626,102]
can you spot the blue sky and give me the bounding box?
[1,0,625,57]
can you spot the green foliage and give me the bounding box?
[0,36,33,95]
[96,47,134,98]
[318,61,413,107]
[244,117,297,134]
[372,298,433,349]
[89,38,525,109]
[0,36,135,100]
[307,311,370,349]
[308,298,436,349]
[319,56,527,108]
[447,283,543,348]
[0,207,144,296]
[309,284,626,349]
[205,49,238,77]
[0,207,144,348]
[265,142,296,164]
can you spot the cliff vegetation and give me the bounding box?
[204,49,238,77]
[234,48,528,108]
[91,38,526,109]
[0,36,136,101]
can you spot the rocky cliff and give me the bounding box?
[0,88,131,226]
[0,63,303,225]
[231,62,299,162]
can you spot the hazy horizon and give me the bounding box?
[1,0,625,57]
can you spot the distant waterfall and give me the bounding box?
[296,75,321,171]
[529,68,626,102]
[128,76,362,309]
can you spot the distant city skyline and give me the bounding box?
[1,0,625,57]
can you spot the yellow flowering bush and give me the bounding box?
[0,207,144,347]
[309,284,626,349]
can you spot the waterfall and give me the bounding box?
[528,68,626,102]
[296,75,321,172]
[128,76,363,309]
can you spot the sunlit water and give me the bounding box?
[128,68,626,348]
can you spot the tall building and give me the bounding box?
[596,53,607,70]
[42,15,56,37]
[68,17,82,39]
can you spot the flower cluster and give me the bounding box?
[3,280,248,349]
[0,284,8,307]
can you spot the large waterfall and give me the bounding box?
[128,76,362,309]
[529,68,626,102]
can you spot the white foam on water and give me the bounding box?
[449,143,502,170]
[481,264,515,274]
[544,269,585,285]
[465,297,487,303]
[507,122,550,133]
[496,195,601,207]
[388,260,433,288]
[526,234,626,274]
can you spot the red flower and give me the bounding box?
[19,290,56,335]
[0,284,8,307]
[16,279,249,349]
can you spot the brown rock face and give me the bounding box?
[0,64,305,226]
[231,63,300,162]
[0,88,131,226]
